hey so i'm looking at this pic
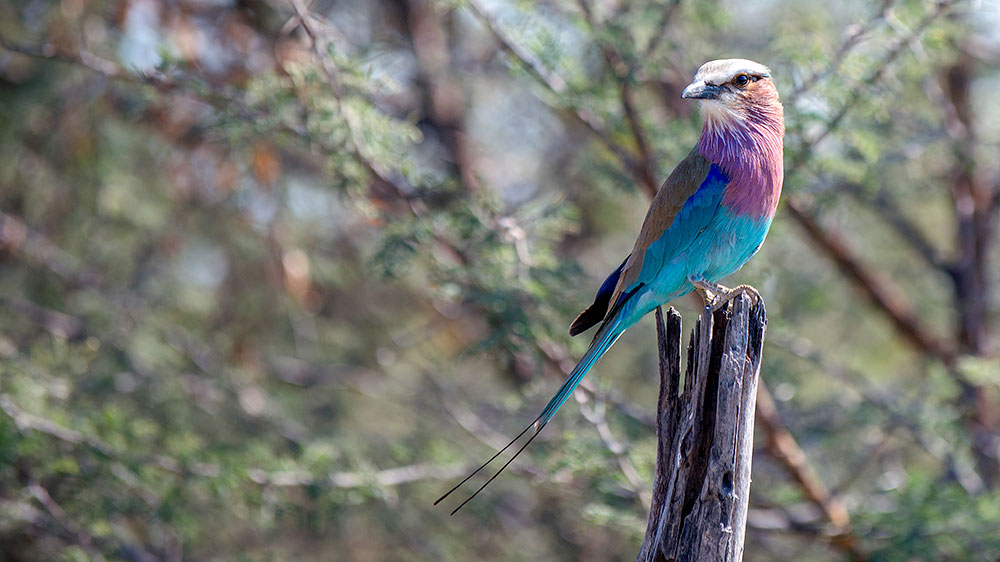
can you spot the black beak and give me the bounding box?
[681,81,722,100]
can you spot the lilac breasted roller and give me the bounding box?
[437,59,784,514]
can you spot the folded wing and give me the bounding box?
[571,150,729,334]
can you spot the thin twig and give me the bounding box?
[790,0,958,166]
[247,462,470,488]
[0,210,102,287]
[462,0,643,182]
[788,0,897,100]
[287,0,420,208]
[768,332,983,495]
[755,383,869,561]
[577,392,648,512]
[2,395,460,491]
[0,36,163,84]
[28,481,110,562]
[0,35,309,140]
[636,0,683,66]
[576,0,658,197]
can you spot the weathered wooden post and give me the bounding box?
[637,294,766,562]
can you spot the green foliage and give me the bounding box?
[859,476,1000,561]
[0,0,997,560]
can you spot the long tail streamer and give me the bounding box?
[435,313,627,514]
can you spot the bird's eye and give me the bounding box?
[733,74,751,88]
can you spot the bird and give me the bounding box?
[436,58,784,514]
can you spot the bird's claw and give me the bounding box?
[688,276,761,313]
[708,284,761,312]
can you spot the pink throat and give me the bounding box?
[698,108,784,219]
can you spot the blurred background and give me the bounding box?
[1,0,999,560]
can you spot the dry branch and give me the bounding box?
[637,295,764,562]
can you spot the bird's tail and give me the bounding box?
[434,311,628,515]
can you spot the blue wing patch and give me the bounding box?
[631,164,729,290]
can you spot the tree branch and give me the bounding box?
[783,199,958,366]
[788,0,958,166]
[839,182,952,273]
[576,0,658,198]
[788,0,897,100]
[27,481,110,562]
[462,0,645,186]
[755,384,868,561]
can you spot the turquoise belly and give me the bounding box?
[632,208,772,315]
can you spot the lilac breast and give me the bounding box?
[698,113,784,220]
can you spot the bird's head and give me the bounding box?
[682,58,782,131]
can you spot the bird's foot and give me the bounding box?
[688,276,727,307]
[688,276,760,312]
[708,284,761,312]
